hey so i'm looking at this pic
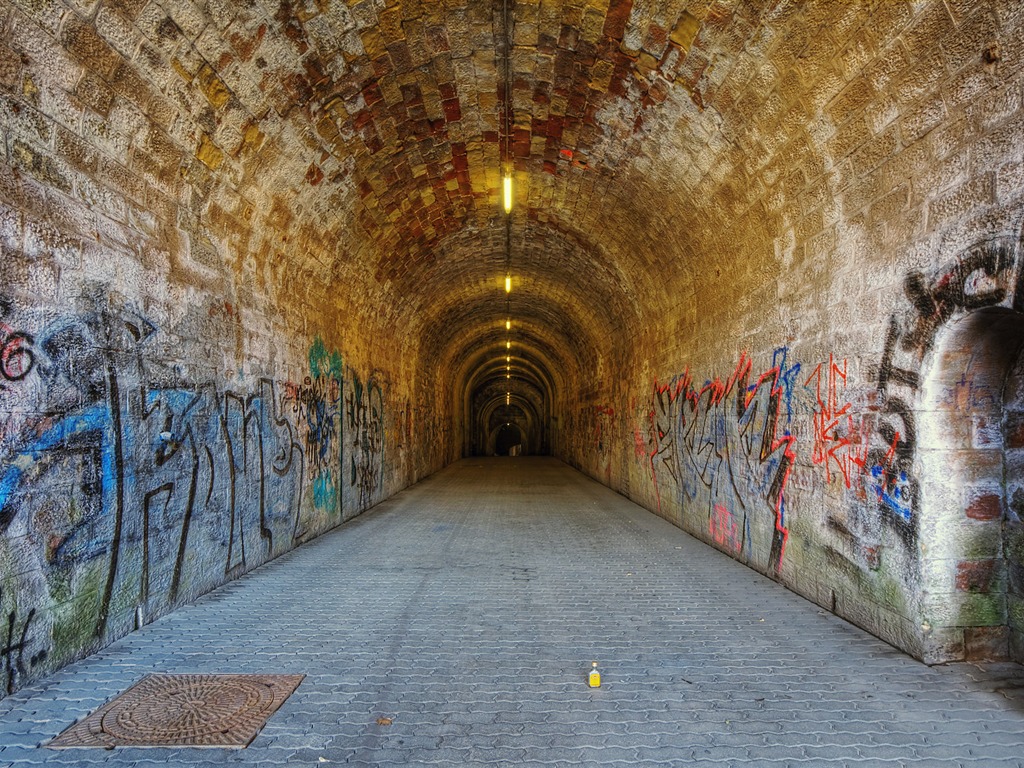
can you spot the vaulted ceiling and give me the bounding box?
[98,0,972,432]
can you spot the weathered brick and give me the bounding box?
[964,624,1009,660]
[927,172,995,226]
[956,559,996,592]
[966,493,1001,521]
[60,14,122,78]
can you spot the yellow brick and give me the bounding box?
[670,11,700,52]
[197,65,231,109]
[171,57,195,83]
[197,133,224,170]
[240,123,265,153]
[590,60,614,91]
[360,29,387,59]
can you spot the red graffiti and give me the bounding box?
[0,322,35,384]
[645,374,688,515]
[710,503,740,552]
[633,426,647,460]
[805,356,868,488]
[644,352,794,573]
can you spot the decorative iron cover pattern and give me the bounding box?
[48,674,305,749]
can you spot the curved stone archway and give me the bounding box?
[919,307,1024,662]
[492,423,526,456]
[3,0,1024,700]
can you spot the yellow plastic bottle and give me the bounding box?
[588,661,601,688]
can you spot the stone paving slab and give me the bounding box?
[1,457,1024,766]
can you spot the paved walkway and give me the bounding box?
[2,457,1024,767]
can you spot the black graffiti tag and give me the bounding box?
[0,331,34,383]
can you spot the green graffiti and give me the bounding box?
[309,336,343,383]
[304,336,344,516]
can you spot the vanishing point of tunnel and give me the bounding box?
[2,0,1024,750]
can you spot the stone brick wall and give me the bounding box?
[562,0,1024,664]
[3,0,1024,698]
[0,0,451,698]
[1003,349,1024,659]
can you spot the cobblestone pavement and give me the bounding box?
[2,458,1024,767]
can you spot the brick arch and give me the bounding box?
[801,228,1024,663]
[918,307,1024,662]
[481,395,539,456]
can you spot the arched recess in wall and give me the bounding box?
[493,424,525,456]
[918,307,1024,663]
[460,346,556,458]
[483,398,538,456]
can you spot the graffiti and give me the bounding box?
[0,295,331,698]
[0,588,45,695]
[629,236,1022,586]
[284,337,343,514]
[709,503,740,553]
[0,330,33,384]
[346,370,385,511]
[290,376,340,472]
[864,236,1020,547]
[801,234,1024,576]
[804,355,868,489]
[643,348,799,575]
[647,377,684,512]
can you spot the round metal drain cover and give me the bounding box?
[49,674,304,748]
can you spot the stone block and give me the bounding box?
[974,120,1024,171]
[1007,562,1024,597]
[927,172,996,228]
[60,14,121,78]
[23,217,82,268]
[1003,521,1024,563]
[941,6,1000,75]
[919,556,957,593]
[196,133,225,170]
[921,624,965,664]
[828,77,876,130]
[11,139,72,194]
[1008,592,1024,630]
[964,624,1008,661]
[965,492,1001,521]
[923,590,1005,627]
[1010,626,1024,664]
[955,558,998,592]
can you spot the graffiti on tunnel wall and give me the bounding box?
[0,297,395,696]
[284,337,343,515]
[618,234,1024,582]
[282,338,388,517]
[347,370,385,511]
[643,348,800,575]
[865,237,1021,540]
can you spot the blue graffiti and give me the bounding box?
[0,405,115,534]
[871,465,912,521]
[771,346,801,423]
[313,470,337,511]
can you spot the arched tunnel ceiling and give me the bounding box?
[133,0,925,407]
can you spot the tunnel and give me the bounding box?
[1,0,1024,706]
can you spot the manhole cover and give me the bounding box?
[48,674,304,749]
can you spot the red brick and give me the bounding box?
[966,494,1001,521]
[956,560,995,592]
[442,99,461,122]
[1006,413,1024,448]
[603,0,633,40]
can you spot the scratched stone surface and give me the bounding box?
[1,458,1023,767]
